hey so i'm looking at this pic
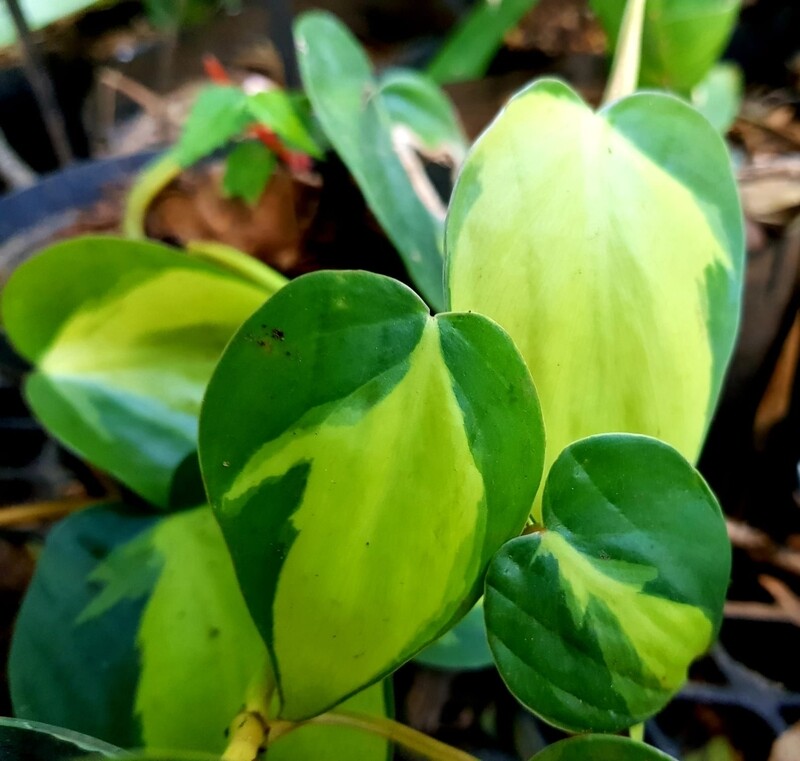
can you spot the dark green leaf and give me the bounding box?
[485,434,731,732]
[223,141,278,205]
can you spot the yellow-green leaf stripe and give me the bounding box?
[200,270,545,720]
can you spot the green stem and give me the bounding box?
[602,0,647,105]
[269,710,479,761]
[629,723,645,743]
[123,152,182,238]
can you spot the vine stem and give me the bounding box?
[602,0,647,105]
[268,710,479,761]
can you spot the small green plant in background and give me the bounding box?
[1,1,746,759]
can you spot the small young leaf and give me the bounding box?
[692,62,743,134]
[590,0,742,94]
[447,79,744,513]
[223,141,278,205]
[175,85,251,167]
[485,434,731,732]
[2,236,271,507]
[530,735,675,761]
[200,270,545,719]
[246,90,324,158]
[427,0,542,85]
[295,11,447,310]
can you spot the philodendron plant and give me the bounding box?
[1,1,743,760]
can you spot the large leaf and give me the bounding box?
[0,718,121,761]
[485,434,731,733]
[447,79,743,516]
[1,236,270,507]
[590,0,742,93]
[200,270,544,720]
[427,0,541,85]
[295,12,447,310]
[531,735,674,761]
[10,504,389,759]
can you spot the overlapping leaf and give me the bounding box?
[2,237,273,506]
[10,504,389,759]
[200,270,544,719]
[531,735,674,761]
[485,435,730,732]
[590,0,742,93]
[0,718,121,761]
[447,79,743,513]
[295,12,455,310]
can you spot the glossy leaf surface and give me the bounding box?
[485,435,730,732]
[447,79,743,511]
[590,0,741,93]
[200,270,544,719]
[427,0,541,85]
[531,735,674,761]
[10,504,389,759]
[2,237,269,507]
[0,718,121,761]
[295,12,447,309]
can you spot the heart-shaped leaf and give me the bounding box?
[295,12,449,310]
[2,236,274,507]
[530,735,675,761]
[447,79,743,516]
[590,0,742,93]
[10,503,389,760]
[200,270,544,719]
[485,434,731,732]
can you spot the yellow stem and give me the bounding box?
[185,241,288,294]
[222,711,268,761]
[0,498,100,528]
[123,152,182,238]
[269,710,479,761]
[602,0,647,105]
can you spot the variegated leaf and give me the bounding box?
[485,434,730,732]
[200,270,545,719]
[447,79,743,518]
[2,236,276,507]
[10,504,390,760]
